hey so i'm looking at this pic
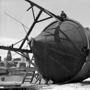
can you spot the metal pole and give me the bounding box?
[19,10,42,49]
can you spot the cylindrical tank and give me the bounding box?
[31,19,90,83]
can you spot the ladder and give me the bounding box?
[22,67,35,83]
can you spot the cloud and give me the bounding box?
[0,37,18,46]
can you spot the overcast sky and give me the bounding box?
[0,0,90,59]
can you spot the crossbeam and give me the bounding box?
[0,46,32,53]
[25,0,63,21]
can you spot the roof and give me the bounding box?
[13,58,21,62]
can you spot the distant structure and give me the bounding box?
[0,50,30,69]
[20,53,29,67]
[4,50,12,62]
[12,53,30,68]
[3,50,13,68]
[6,50,12,61]
[0,62,4,67]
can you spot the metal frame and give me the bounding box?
[0,0,80,84]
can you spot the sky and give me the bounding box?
[0,0,90,59]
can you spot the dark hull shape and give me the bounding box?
[31,19,90,83]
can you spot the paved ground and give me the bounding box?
[0,82,90,90]
[0,77,90,90]
[21,81,90,90]
[38,82,90,90]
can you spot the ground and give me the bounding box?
[21,81,90,90]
